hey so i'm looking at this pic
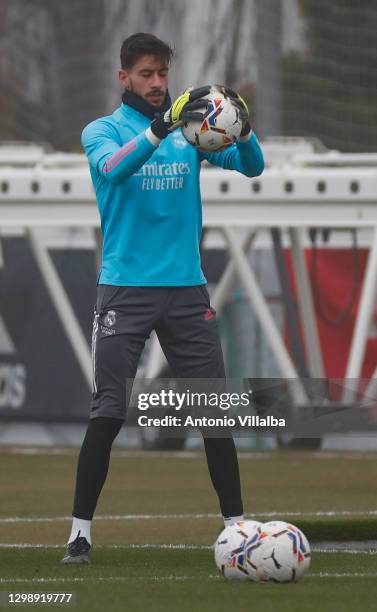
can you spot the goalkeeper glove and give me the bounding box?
[214,85,251,137]
[150,86,211,139]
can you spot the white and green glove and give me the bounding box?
[150,86,211,139]
[214,85,251,136]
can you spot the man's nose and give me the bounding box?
[151,73,164,87]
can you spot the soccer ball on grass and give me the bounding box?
[214,520,263,580]
[245,521,311,583]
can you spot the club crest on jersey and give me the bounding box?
[103,310,116,327]
[172,131,187,148]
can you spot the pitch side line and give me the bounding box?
[0,513,218,523]
[0,543,376,554]
[0,543,212,550]
[1,509,377,523]
[314,548,377,554]
[2,448,274,459]
[1,573,377,585]
[310,572,377,578]
[4,447,377,460]
[0,576,217,584]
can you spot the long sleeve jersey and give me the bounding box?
[82,103,264,286]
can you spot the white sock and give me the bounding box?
[68,517,92,545]
[223,515,244,528]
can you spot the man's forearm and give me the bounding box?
[101,129,160,184]
[235,131,264,177]
[201,131,264,177]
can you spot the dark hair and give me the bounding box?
[120,33,174,69]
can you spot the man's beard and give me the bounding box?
[127,78,165,109]
[122,88,172,119]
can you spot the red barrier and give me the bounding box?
[284,249,377,379]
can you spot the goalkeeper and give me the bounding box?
[62,32,264,564]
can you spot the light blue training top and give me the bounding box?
[82,103,264,286]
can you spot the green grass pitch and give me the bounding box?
[0,448,376,611]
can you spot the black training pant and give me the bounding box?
[73,284,243,519]
[91,284,225,419]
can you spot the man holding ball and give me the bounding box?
[62,32,264,564]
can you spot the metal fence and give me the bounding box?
[1,0,376,152]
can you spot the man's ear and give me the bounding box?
[118,69,130,90]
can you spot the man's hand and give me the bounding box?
[214,85,251,137]
[169,85,211,123]
[150,86,211,140]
